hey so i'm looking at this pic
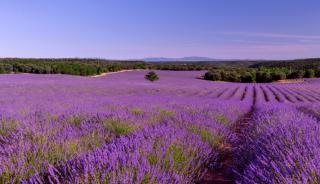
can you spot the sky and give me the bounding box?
[0,0,319,60]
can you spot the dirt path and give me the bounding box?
[275,79,304,83]
[91,70,143,78]
[197,87,257,183]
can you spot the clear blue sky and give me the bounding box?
[0,0,319,59]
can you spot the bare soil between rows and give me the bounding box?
[197,87,257,183]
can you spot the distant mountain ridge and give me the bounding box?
[143,56,217,62]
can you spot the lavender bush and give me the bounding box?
[0,71,319,183]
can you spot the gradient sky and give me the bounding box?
[0,0,319,59]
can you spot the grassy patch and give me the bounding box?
[216,114,230,126]
[0,120,18,137]
[167,144,189,171]
[188,125,224,149]
[141,173,156,184]
[147,152,158,165]
[151,109,175,123]
[130,108,144,116]
[102,118,136,137]
[200,129,224,149]
[147,141,192,174]
[63,115,87,127]
[79,130,105,152]
[159,109,175,118]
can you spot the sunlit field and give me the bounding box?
[1,70,319,183]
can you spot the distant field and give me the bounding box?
[1,70,319,183]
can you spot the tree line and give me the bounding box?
[204,67,320,83]
[0,58,146,76]
[249,58,320,70]
[0,58,215,75]
[1,58,320,80]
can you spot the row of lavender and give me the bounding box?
[1,98,251,183]
[0,72,253,183]
[1,71,320,183]
[22,100,250,183]
[236,101,320,183]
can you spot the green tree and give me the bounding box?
[315,69,320,77]
[271,71,286,81]
[225,72,241,82]
[256,71,272,83]
[288,70,305,79]
[304,69,315,78]
[204,71,221,81]
[241,72,255,83]
[145,71,159,82]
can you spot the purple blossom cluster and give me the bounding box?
[0,71,319,183]
[237,105,320,184]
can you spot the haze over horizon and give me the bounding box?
[0,0,319,60]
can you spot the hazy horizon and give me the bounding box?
[1,0,319,60]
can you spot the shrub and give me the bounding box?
[204,71,221,81]
[256,71,272,83]
[288,70,305,79]
[225,72,241,82]
[315,69,320,77]
[145,71,159,82]
[241,72,255,83]
[203,72,213,80]
[271,71,286,81]
[304,69,315,78]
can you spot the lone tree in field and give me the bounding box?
[145,71,159,82]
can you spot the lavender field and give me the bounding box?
[1,70,320,183]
